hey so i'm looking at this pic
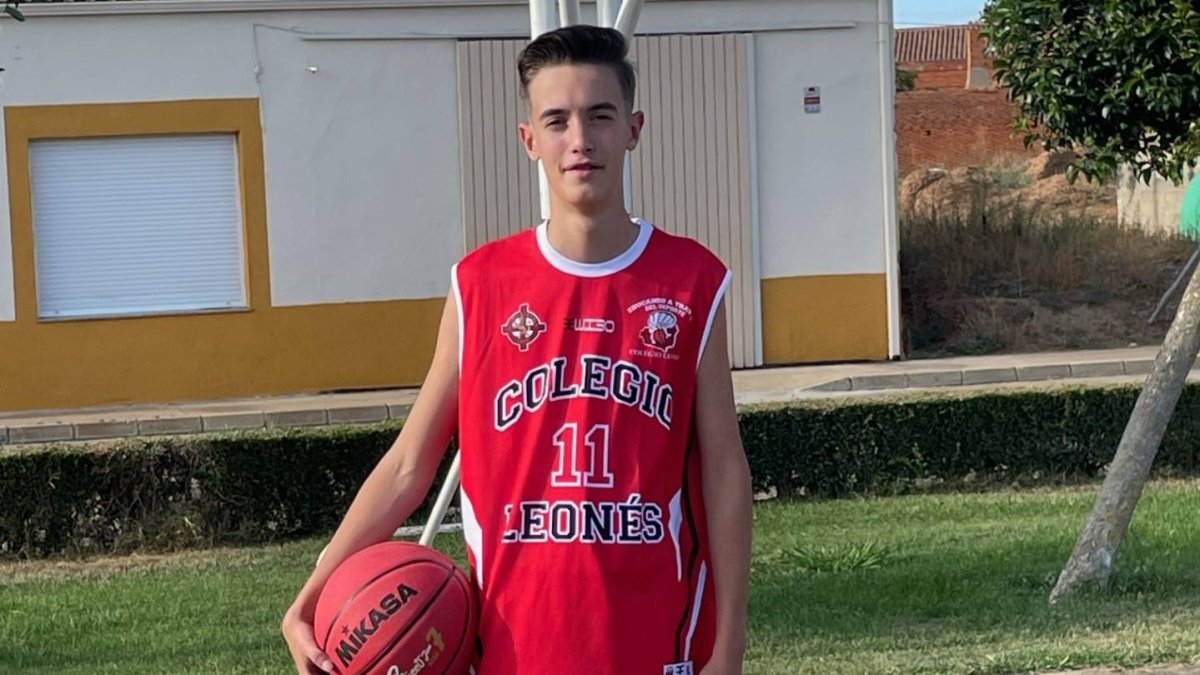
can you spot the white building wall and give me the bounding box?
[0,14,261,320]
[254,31,463,305]
[1117,164,1197,236]
[755,25,889,279]
[0,0,893,320]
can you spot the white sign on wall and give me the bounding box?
[804,85,821,113]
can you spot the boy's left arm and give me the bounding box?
[695,301,753,674]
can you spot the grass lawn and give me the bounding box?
[4,481,1200,674]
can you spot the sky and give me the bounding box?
[893,0,985,26]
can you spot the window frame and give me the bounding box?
[4,98,270,324]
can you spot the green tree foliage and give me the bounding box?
[983,0,1200,184]
[896,64,917,92]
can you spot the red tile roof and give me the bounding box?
[896,25,968,64]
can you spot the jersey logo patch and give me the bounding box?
[640,311,679,353]
[663,663,694,675]
[627,297,692,360]
[501,303,547,352]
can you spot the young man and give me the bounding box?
[283,25,752,675]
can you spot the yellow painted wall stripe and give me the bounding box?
[761,274,889,364]
[0,299,444,410]
[1,99,441,411]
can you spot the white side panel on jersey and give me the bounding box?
[668,490,684,582]
[684,561,709,661]
[460,486,484,588]
[697,270,733,370]
[451,263,464,371]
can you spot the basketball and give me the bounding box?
[313,541,477,675]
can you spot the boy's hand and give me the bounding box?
[282,606,336,674]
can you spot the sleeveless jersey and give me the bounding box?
[453,219,731,675]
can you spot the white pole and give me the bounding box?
[597,0,619,27]
[419,452,462,547]
[530,0,556,34]
[876,0,902,359]
[558,0,580,27]
[532,0,557,220]
[613,0,643,213]
[613,0,644,38]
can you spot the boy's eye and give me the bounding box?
[546,119,565,128]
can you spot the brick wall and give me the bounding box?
[895,89,1036,176]
[907,61,967,90]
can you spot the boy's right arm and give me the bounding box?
[281,289,460,674]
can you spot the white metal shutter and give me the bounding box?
[627,34,759,369]
[458,39,542,251]
[29,134,246,319]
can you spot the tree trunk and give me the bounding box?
[1049,261,1200,603]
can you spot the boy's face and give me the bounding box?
[519,63,644,213]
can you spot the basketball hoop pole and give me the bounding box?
[597,0,619,27]
[613,0,643,37]
[418,0,645,548]
[418,451,461,546]
[609,0,640,211]
[531,0,558,220]
[559,0,580,27]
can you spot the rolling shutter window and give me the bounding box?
[29,134,246,319]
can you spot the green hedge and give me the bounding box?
[0,423,457,559]
[743,384,1200,498]
[3,384,1200,559]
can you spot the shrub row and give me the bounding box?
[0,423,457,559]
[744,383,1200,498]
[3,383,1200,559]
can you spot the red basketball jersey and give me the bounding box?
[453,219,731,675]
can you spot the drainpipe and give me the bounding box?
[877,0,902,359]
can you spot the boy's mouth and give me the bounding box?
[565,161,603,172]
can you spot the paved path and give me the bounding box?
[1041,662,1200,667]
[0,346,1185,446]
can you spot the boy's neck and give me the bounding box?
[545,202,640,264]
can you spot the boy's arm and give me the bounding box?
[695,301,752,673]
[282,289,460,674]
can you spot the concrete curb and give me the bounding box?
[802,358,1159,394]
[0,403,414,447]
[0,356,1171,447]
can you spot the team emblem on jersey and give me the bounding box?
[627,297,692,360]
[640,311,679,353]
[501,303,547,352]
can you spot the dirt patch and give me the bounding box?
[901,151,1117,222]
[900,152,1194,357]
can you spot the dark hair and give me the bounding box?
[518,25,637,109]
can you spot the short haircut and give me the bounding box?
[517,25,637,109]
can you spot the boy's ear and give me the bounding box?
[626,111,645,152]
[518,122,540,161]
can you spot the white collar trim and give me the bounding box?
[536,217,652,277]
